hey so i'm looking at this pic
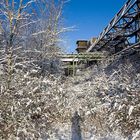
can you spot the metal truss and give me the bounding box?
[87,0,140,53]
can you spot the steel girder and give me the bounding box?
[87,0,140,52]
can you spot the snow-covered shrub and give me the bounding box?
[0,69,66,139]
[60,54,140,139]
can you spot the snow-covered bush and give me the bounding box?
[0,69,68,139]
[61,53,140,139]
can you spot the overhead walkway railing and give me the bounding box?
[60,52,105,62]
[87,0,140,52]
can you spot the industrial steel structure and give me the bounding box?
[60,52,104,76]
[60,52,104,62]
[87,0,140,53]
[61,0,140,76]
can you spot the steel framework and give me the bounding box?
[87,0,140,53]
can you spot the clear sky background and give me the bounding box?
[64,0,127,53]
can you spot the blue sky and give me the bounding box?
[64,0,127,53]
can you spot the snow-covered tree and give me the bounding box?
[0,0,69,139]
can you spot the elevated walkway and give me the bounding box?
[60,52,105,62]
[59,52,105,76]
